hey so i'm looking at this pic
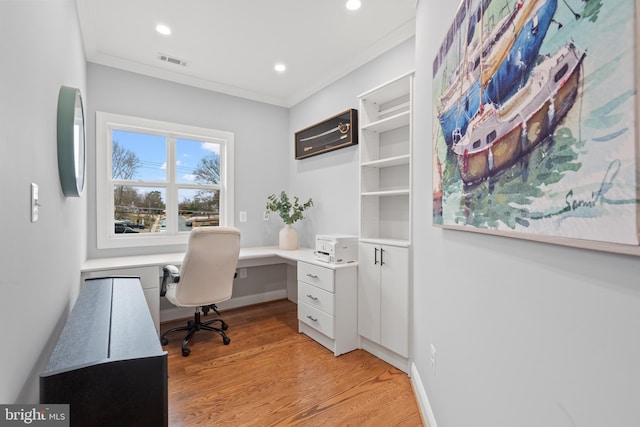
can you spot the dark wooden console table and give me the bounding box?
[40,277,168,427]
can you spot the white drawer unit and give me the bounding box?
[297,262,334,292]
[297,261,358,356]
[298,300,334,338]
[299,281,334,314]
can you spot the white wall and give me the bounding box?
[86,64,290,256]
[413,1,640,426]
[0,0,87,403]
[288,38,415,247]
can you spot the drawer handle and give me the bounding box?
[306,315,318,322]
[306,294,318,301]
[306,273,319,279]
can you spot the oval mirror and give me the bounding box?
[57,86,86,197]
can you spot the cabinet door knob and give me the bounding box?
[374,247,379,265]
[380,248,385,266]
[306,315,318,322]
[306,273,318,279]
[306,294,318,301]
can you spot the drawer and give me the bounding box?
[298,301,334,339]
[298,281,334,315]
[297,262,334,292]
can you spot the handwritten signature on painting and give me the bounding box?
[527,159,638,223]
[564,159,621,211]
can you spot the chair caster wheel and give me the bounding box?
[221,323,228,330]
[182,348,191,357]
[223,337,231,345]
[160,337,168,346]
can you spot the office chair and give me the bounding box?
[160,226,241,357]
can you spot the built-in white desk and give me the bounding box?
[81,247,359,356]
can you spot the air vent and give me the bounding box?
[158,53,188,67]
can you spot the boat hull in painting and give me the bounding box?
[454,45,585,185]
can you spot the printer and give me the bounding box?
[314,234,358,264]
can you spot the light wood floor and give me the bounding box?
[160,299,424,426]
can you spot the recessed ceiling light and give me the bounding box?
[274,63,286,73]
[156,24,172,36]
[346,0,361,11]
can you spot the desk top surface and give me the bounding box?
[82,246,357,272]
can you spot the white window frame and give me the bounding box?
[96,112,234,249]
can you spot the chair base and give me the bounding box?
[160,306,230,357]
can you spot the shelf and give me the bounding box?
[361,110,410,133]
[358,71,414,104]
[361,154,410,169]
[359,237,411,248]
[379,101,410,120]
[361,189,410,197]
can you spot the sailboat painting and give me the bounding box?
[432,0,640,249]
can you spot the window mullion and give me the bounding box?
[166,135,178,233]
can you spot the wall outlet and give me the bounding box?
[238,268,247,279]
[430,344,436,375]
[239,211,247,222]
[263,211,270,221]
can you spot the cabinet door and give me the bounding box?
[380,245,409,357]
[358,242,381,342]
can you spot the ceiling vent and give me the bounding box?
[158,53,188,67]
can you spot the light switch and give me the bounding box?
[31,183,39,222]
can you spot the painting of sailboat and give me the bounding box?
[432,0,640,248]
[437,0,558,147]
[453,43,585,184]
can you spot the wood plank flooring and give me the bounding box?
[160,299,424,426]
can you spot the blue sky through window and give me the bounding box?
[112,130,221,183]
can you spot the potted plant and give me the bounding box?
[266,191,313,250]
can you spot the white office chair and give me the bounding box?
[160,226,241,357]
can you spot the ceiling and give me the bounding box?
[75,0,417,108]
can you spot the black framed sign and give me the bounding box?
[295,109,358,159]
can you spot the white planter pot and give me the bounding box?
[279,224,298,250]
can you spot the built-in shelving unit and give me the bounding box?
[357,71,414,373]
[358,71,414,246]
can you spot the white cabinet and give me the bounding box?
[359,71,413,245]
[297,261,358,356]
[358,72,413,372]
[358,242,409,358]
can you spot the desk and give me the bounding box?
[81,247,359,355]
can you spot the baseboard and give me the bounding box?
[359,337,410,374]
[410,362,437,427]
[159,289,287,322]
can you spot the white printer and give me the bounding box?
[314,234,358,264]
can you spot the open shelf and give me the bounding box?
[361,154,410,169]
[361,110,410,133]
[359,72,413,243]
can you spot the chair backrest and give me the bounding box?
[174,226,241,306]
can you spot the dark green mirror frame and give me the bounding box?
[57,85,86,197]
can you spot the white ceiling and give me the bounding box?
[75,0,417,108]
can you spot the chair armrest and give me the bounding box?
[160,265,180,296]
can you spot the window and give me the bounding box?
[96,112,234,249]
[554,63,569,83]
[486,130,497,145]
